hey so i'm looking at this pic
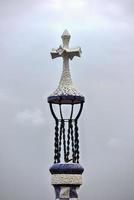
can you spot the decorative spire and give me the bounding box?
[49,30,84,104]
[48,30,85,200]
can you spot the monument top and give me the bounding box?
[48,30,85,104]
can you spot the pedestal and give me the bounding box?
[50,163,84,200]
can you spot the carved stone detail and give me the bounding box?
[51,174,82,185]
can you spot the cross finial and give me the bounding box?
[50,30,83,97]
[51,29,81,60]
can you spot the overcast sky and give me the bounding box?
[0,0,134,200]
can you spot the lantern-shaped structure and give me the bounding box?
[48,30,85,200]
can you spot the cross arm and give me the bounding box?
[51,48,62,59]
[51,46,82,60]
[66,47,82,60]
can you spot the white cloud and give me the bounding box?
[38,0,129,32]
[16,109,45,126]
[45,0,87,11]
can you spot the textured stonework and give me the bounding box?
[50,29,83,97]
[54,185,79,200]
[51,174,82,185]
[52,57,81,96]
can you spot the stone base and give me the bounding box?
[54,185,79,200]
[50,163,84,200]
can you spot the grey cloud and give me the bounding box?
[0,0,134,200]
[15,109,45,126]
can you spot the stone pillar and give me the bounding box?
[50,163,84,200]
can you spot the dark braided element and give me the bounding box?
[54,119,59,163]
[62,119,67,162]
[54,119,80,163]
[58,120,63,163]
[74,119,80,163]
[66,120,70,162]
[69,119,75,163]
